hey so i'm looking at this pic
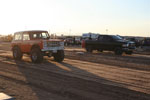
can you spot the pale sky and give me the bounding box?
[0,0,149,36]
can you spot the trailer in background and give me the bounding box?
[82,33,100,40]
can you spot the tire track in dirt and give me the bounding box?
[0,55,149,98]
[1,56,150,93]
[0,62,149,100]
[0,55,150,95]
[0,47,150,99]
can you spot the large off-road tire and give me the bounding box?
[125,51,133,55]
[13,47,23,60]
[86,46,93,53]
[97,49,103,52]
[53,50,64,62]
[114,47,123,55]
[30,48,43,63]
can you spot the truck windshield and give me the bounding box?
[32,32,50,39]
[112,35,122,40]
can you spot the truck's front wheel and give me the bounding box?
[13,47,23,60]
[53,50,64,62]
[86,46,93,53]
[115,48,123,55]
[31,48,43,63]
[97,49,103,52]
[125,51,133,55]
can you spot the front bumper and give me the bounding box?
[41,46,64,52]
[122,47,136,52]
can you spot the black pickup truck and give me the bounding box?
[82,35,135,55]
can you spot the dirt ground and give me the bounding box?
[0,42,150,100]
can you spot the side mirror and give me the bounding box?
[110,39,114,42]
[47,37,50,39]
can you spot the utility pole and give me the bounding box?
[25,26,27,30]
[69,29,71,36]
[48,29,51,34]
[106,29,108,34]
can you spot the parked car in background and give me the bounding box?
[11,30,64,63]
[142,38,150,46]
[64,37,74,46]
[127,37,142,47]
[64,37,82,46]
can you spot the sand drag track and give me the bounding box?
[0,42,150,100]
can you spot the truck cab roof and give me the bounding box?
[14,30,48,34]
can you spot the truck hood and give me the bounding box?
[43,39,63,42]
[116,39,134,44]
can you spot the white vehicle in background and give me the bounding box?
[82,33,100,40]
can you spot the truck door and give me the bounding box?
[14,33,23,50]
[21,33,31,53]
[99,35,114,50]
[97,35,105,50]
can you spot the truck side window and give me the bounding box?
[102,36,112,42]
[14,33,22,40]
[23,34,30,41]
[41,33,47,39]
[98,36,104,41]
[33,34,37,38]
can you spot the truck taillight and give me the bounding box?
[82,40,85,48]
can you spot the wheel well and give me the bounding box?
[31,44,40,51]
[12,45,20,50]
[114,46,122,50]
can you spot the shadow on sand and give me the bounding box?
[14,57,150,100]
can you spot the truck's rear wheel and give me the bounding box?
[125,51,133,55]
[97,49,103,52]
[13,47,23,60]
[86,46,93,53]
[115,48,123,55]
[31,48,43,63]
[53,50,64,62]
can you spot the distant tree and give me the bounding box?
[0,34,13,42]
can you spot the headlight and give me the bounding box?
[122,43,129,47]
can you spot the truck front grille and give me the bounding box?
[129,43,135,47]
[47,41,60,47]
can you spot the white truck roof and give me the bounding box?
[82,33,99,39]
